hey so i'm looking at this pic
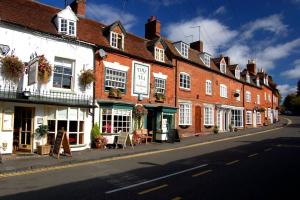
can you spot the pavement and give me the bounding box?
[0,117,288,175]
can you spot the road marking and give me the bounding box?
[105,163,208,194]
[276,144,300,148]
[171,197,183,200]
[264,148,272,152]
[138,184,168,195]
[0,118,291,178]
[192,169,213,177]
[248,153,259,158]
[226,160,240,166]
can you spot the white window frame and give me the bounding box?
[231,109,243,128]
[268,94,271,103]
[179,72,191,90]
[104,67,127,92]
[155,47,165,62]
[246,91,251,102]
[204,54,210,67]
[257,112,261,124]
[246,74,250,83]
[236,89,241,101]
[53,57,74,90]
[179,102,192,125]
[220,84,228,98]
[256,79,260,86]
[181,43,189,58]
[220,63,226,74]
[204,105,214,126]
[246,111,252,124]
[59,18,76,37]
[257,94,260,105]
[235,69,240,79]
[154,78,166,94]
[110,31,124,50]
[206,80,212,95]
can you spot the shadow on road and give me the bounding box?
[1,135,300,200]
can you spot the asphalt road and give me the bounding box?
[0,116,300,200]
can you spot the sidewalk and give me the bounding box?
[0,118,287,174]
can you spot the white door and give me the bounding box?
[217,110,223,131]
[253,111,257,128]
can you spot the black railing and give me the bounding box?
[0,85,93,107]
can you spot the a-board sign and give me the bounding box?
[116,132,134,149]
[51,130,72,159]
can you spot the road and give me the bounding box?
[0,116,300,200]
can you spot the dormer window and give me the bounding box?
[155,47,164,62]
[181,43,189,58]
[110,32,124,49]
[204,54,210,67]
[256,78,260,86]
[235,68,240,80]
[246,74,250,83]
[58,18,76,36]
[220,63,226,74]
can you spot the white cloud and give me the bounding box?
[282,59,300,79]
[165,17,238,55]
[213,6,226,16]
[277,84,297,97]
[241,14,288,39]
[224,44,250,67]
[86,3,137,30]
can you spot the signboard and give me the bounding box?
[28,57,38,85]
[132,62,150,96]
[2,109,13,131]
[117,132,134,149]
[51,130,72,159]
[162,119,168,133]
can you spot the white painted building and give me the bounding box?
[0,4,95,154]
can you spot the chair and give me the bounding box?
[140,129,153,144]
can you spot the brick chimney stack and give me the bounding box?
[247,59,256,74]
[70,0,86,17]
[145,16,161,40]
[190,40,203,52]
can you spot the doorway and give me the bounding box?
[253,111,257,128]
[13,107,34,153]
[195,106,201,133]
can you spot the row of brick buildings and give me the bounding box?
[0,0,279,154]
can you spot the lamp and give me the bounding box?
[138,94,143,101]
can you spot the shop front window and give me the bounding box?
[47,107,85,146]
[101,108,132,134]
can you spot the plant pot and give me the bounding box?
[37,144,51,155]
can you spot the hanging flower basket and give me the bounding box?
[79,69,95,89]
[133,105,148,130]
[155,93,166,102]
[0,55,25,82]
[108,87,122,99]
[38,55,52,84]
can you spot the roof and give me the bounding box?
[0,0,173,66]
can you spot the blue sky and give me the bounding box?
[40,0,300,97]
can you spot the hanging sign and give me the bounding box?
[133,62,150,96]
[28,57,38,85]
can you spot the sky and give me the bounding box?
[39,0,300,98]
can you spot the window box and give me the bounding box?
[155,93,165,103]
[108,88,122,99]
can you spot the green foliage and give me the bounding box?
[133,105,148,130]
[35,125,48,139]
[298,80,300,96]
[283,91,300,115]
[91,123,101,141]
[1,55,25,82]
[80,69,95,88]
[213,125,219,134]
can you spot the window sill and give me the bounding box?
[179,88,191,92]
[50,89,75,94]
[70,144,87,148]
[206,93,212,96]
[179,124,191,129]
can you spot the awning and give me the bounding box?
[144,104,177,113]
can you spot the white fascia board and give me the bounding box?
[153,72,167,79]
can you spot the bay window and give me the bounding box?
[231,109,243,128]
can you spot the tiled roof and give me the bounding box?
[0,0,173,66]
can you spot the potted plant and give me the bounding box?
[108,88,122,99]
[79,69,95,90]
[0,55,25,83]
[91,123,107,149]
[116,88,122,98]
[213,125,219,134]
[155,93,165,102]
[35,125,51,155]
[38,55,52,84]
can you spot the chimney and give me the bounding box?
[145,16,161,40]
[70,0,86,17]
[247,59,256,74]
[224,56,230,66]
[190,40,203,52]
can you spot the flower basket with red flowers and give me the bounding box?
[0,55,25,83]
[38,55,52,84]
[133,105,148,130]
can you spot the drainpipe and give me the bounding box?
[175,59,178,108]
[92,47,96,126]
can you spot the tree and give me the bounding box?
[297,80,300,96]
